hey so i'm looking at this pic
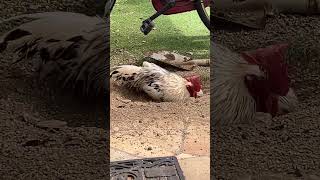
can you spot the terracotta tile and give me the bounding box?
[178,156,210,180]
[176,153,196,159]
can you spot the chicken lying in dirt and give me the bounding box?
[110,61,204,102]
[0,11,109,96]
[211,42,298,126]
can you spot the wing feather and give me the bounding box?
[0,12,109,96]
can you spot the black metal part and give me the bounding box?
[110,156,185,180]
[194,0,210,31]
[140,0,176,35]
[140,19,155,35]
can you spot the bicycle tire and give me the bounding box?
[194,0,210,31]
[104,0,116,16]
[109,0,116,13]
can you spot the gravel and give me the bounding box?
[212,14,320,179]
[0,1,109,179]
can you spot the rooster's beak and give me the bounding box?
[196,90,204,98]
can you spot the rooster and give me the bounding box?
[211,42,298,126]
[0,8,110,96]
[110,61,203,102]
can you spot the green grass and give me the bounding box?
[110,0,210,65]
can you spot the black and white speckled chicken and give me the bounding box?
[0,3,112,95]
[110,61,204,102]
[211,42,298,126]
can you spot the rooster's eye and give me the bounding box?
[259,66,268,79]
[259,66,266,72]
[260,66,268,74]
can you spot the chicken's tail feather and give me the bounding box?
[0,12,89,25]
[110,65,141,87]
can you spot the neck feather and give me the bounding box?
[212,43,257,125]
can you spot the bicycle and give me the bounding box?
[107,0,210,35]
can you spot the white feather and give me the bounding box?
[110,62,194,101]
[278,88,298,114]
[211,42,298,126]
[211,42,263,126]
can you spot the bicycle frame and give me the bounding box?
[141,0,210,34]
[109,0,210,35]
[152,0,209,15]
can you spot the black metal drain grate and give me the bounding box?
[110,156,185,180]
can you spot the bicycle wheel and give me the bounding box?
[108,0,116,13]
[97,0,116,16]
[194,0,210,31]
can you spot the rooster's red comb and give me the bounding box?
[241,43,289,65]
[241,43,290,96]
[185,75,202,92]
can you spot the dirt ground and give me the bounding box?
[0,1,109,179]
[110,71,210,179]
[212,14,320,179]
[110,63,210,152]
[110,85,210,154]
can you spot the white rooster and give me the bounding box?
[0,11,109,95]
[211,42,298,126]
[110,61,204,102]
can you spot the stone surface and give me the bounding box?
[178,156,210,180]
[182,120,210,156]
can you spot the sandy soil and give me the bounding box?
[0,1,109,179]
[110,80,210,156]
[212,14,320,179]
